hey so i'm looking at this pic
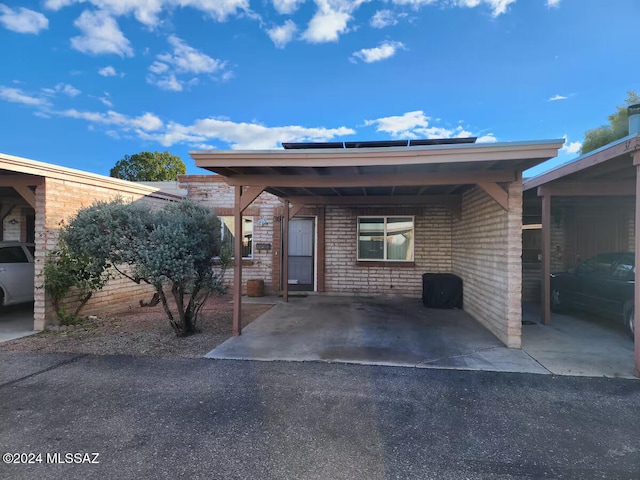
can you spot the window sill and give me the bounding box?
[356,261,415,268]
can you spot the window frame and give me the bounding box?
[357,215,415,262]
[219,216,254,259]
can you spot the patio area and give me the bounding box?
[207,296,637,378]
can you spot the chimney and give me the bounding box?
[629,103,640,135]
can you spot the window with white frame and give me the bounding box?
[220,216,253,258]
[357,216,414,262]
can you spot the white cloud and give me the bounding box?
[272,0,305,14]
[476,134,497,143]
[267,20,298,48]
[96,92,113,107]
[301,0,369,43]
[370,9,403,28]
[44,0,248,26]
[548,94,567,101]
[98,65,117,76]
[561,135,581,154]
[158,36,225,74]
[147,35,227,91]
[71,10,134,57]
[351,41,404,63]
[42,83,82,97]
[0,5,48,34]
[390,0,516,17]
[546,0,560,7]
[140,117,355,149]
[365,110,489,141]
[60,109,164,132]
[302,9,350,43]
[0,86,50,107]
[154,73,183,92]
[365,110,429,137]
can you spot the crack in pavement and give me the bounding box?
[0,354,88,389]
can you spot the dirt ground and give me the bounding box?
[0,295,273,358]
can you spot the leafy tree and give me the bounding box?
[63,198,229,336]
[43,241,112,323]
[109,151,186,181]
[581,91,640,154]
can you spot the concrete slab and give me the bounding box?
[207,296,549,374]
[0,303,36,343]
[522,303,635,379]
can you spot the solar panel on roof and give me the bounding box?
[281,138,477,150]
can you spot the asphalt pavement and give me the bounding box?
[0,352,639,479]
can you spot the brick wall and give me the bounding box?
[452,183,522,348]
[324,205,452,296]
[178,176,281,294]
[33,178,171,330]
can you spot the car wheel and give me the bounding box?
[624,304,635,341]
[550,288,565,313]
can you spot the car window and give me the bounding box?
[611,256,635,280]
[27,246,35,257]
[576,253,619,275]
[0,246,29,264]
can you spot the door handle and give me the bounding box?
[0,268,5,273]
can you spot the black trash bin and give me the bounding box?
[422,273,463,308]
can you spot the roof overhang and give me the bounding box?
[191,140,564,201]
[524,134,640,196]
[0,152,182,201]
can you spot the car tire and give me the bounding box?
[624,303,635,341]
[550,288,565,313]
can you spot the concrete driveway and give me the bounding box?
[208,296,638,378]
[0,303,35,342]
[207,296,548,374]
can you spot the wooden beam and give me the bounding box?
[223,170,516,188]
[239,185,265,212]
[289,203,305,220]
[478,182,509,211]
[282,199,289,303]
[233,186,243,336]
[13,185,35,208]
[0,177,43,187]
[541,194,551,326]
[282,194,461,207]
[635,156,640,377]
[538,180,636,197]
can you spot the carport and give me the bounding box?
[1,153,177,333]
[191,138,564,350]
[523,132,640,377]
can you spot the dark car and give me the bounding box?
[550,252,635,338]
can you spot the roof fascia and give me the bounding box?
[523,134,640,191]
[191,139,565,169]
[0,153,182,200]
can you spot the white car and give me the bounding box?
[0,242,35,306]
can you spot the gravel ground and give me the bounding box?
[0,296,272,358]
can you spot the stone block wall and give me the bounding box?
[34,178,172,330]
[452,183,522,348]
[324,205,453,296]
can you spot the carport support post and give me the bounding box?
[541,192,551,325]
[282,200,289,303]
[233,185,243,336]
[634,157,640,377]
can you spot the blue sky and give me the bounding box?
[1,0,639,177]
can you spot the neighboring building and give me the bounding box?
[0,153,179,330]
